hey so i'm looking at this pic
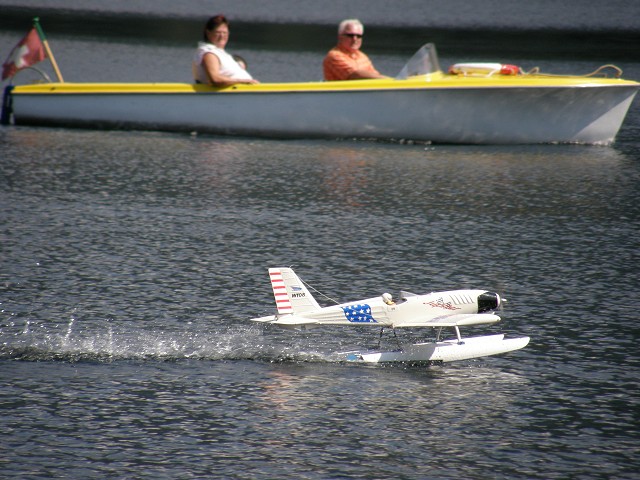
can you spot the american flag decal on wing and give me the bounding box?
[269,269,293,314]
[342,304,376,323]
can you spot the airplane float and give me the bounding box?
[251,267,529,363]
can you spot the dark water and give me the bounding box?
[2,0,640,60]
[2,4,640,479]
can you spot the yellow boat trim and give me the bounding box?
[10,72,639,95]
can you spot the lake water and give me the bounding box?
[1,3,640,479]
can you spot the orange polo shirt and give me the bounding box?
[323,45,381,81]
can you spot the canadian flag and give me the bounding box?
[2,28,46,80]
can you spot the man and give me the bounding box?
[323,19,387,81]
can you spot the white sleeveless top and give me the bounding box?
[192,42,253,84]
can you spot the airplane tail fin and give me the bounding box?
[269,267,321,315]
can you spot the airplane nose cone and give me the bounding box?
[478,292,501,313]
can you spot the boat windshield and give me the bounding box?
[395,43,441,79]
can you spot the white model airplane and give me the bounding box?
[251,267,529,363]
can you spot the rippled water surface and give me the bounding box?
[3,127,639,478]
[1,4,640,478]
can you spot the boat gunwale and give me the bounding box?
[8,75,640,96]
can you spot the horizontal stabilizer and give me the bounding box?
[273,316,319,326]
[251,315,277,323]
[395,313,501,328]
[250,314,318,326]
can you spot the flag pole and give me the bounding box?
[32,17,64,83]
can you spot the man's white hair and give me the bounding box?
[338,19,364,34]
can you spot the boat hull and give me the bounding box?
[343,334,530,363]
[5,77,638,144]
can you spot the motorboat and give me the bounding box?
[2,44,638,144]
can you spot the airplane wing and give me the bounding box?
[394,313,501,328]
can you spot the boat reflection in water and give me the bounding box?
[3,44,638,145]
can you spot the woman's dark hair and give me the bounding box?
[203,15,229,42]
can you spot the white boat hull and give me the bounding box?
[343,334,530,363]
[5,79,638,144]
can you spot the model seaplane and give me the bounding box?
[251,267,529,363]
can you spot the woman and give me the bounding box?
[192,15,258,87]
